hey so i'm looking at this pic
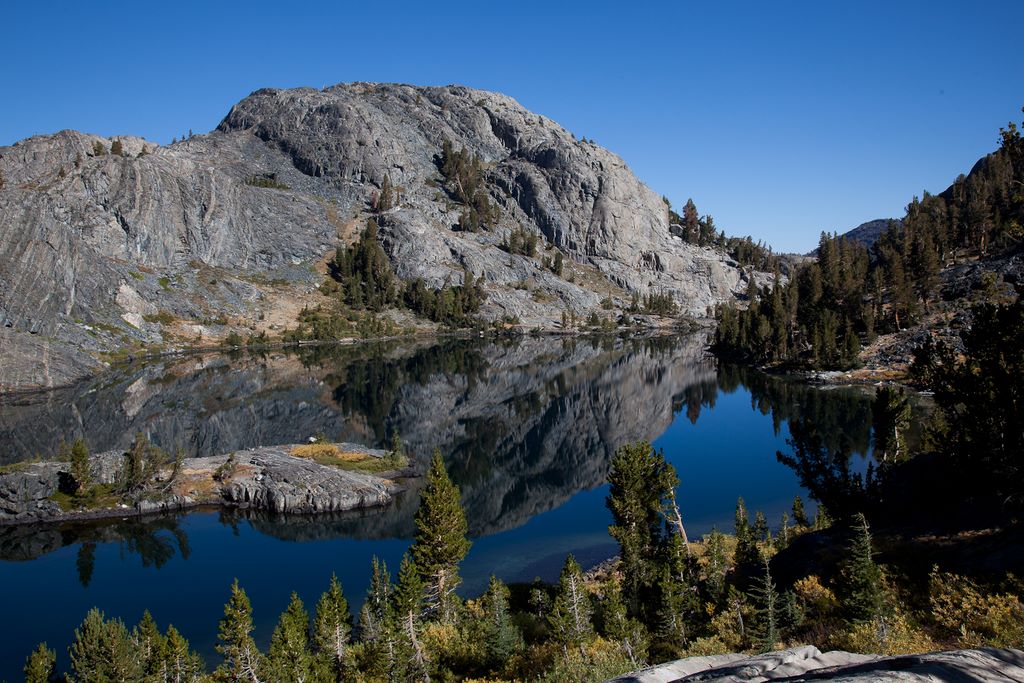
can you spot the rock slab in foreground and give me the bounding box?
[0,443,401,524]
[607,645,1024,682]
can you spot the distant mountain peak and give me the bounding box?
[837,218,903,249]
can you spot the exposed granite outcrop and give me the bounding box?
[607,645,1024,682]
[0,83,767,391]
[0,463,63,520]
[0,443,400,525]
[217,447,396,514]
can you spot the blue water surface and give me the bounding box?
[0,336,873,678]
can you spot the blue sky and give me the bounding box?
[2,1,1022,253]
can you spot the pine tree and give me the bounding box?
[312,573,352,679]
[601,581,649,668]
[752,510,769,543]
[734,497,760,569]
[160,624,206,682]
[120,432,163,496]
[682,198,700,243]
[927,295,1023,494]
[359,557,392,645]
[749,558,780,652]
[377,173,394,212]
[358,557,395,678]
[214,579,263,682]
[410,448,470,622]
[70,438,91,493]
[329,218,397,312]
[703,527,728,601]
[481,575,522,666]
[791,495,810,528]
[390,553,429,682]
[23,643,55,683]
[69,608,143,681]
[110,139,124,156]
[814,505,832,530]
[384,431,407,469]
[548,554,594,651]
[267,592,312,683]
[836,513,884,624]
[777,511,791,550]
[134,609,166,677]
[606,441,678,615]
[656,563,696,653]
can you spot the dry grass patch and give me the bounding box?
[291,443,368,462]
[291,443,403,474]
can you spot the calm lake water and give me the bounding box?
[0,334,884,677]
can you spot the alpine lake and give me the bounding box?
[0,333,924,678]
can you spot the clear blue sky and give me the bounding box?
[3,1,1022,253]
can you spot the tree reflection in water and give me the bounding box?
[0,515,193,588]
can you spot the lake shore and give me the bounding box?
[0,442,413,527]
[0,317,710,397]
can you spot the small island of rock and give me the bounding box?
[0,441,411,525]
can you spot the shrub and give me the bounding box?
[143,311,175,325]
[222,331,244,348]
[438,139,500,231]
[213,454,237,482]
[328,219,397,312]
[244,173,290,190]
[643,291,679,316]
[403,273,486,327]
[246,331,269,347]
[501,225,538,257]
[929,567,1024,647]
[838,608,936,655]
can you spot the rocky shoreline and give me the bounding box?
[0,443,410,526]
[606,645,1024,682]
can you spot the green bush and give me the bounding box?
[244,173,290,190]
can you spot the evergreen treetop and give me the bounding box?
[313,573,352,676]
[214,579,263,682]
[411,448,471,621]
[266,592,312,683]
[548,554,594,649]
[836,513,885,624]
[69,608,142,682]
[70,438,91,493]
[606,441,679,615]
[23,643,55,683]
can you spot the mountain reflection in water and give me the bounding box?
[0,333,908,570]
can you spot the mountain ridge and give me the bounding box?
[835,217,903,250]
[0,82,763,391]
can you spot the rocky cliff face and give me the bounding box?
[0,83,757,391]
